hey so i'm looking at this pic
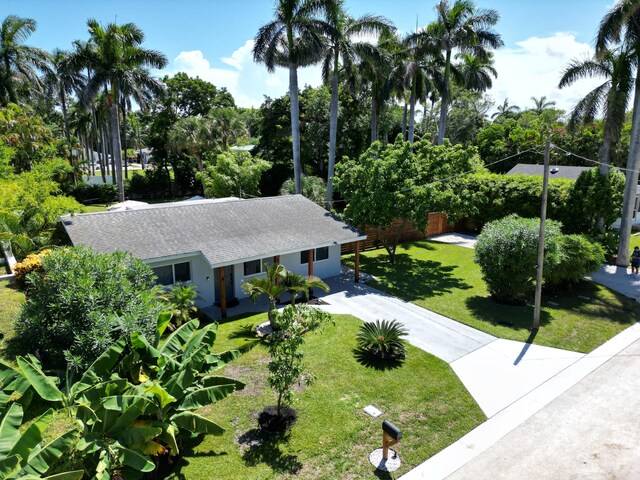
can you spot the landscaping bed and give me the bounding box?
[344,240,640,353]
[168,312,485,479]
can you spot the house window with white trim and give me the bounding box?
[152,261,191,286]
[301,247,330,265]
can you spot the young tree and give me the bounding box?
[267,305,331,419]
[253,0,329,194]
[335,137,484,263]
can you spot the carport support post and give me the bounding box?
[355,241,360,283]
[219,267,227,319]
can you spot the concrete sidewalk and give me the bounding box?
[589,264,640,302]
[400,322,640,480]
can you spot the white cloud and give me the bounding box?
[167,40,322,108]
[488,32,602,114]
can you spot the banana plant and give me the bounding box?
[0,360,33,415]
[0,402,82,479]
[118,314,245,456]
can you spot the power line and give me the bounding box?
[551,145,639,174]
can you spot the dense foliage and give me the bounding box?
[199,150,270,198]
[475,215,604,303]
[335,137,484,262]
[15,246,162,370]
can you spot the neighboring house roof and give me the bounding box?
[61,195,365,268]
[506,163,591,181]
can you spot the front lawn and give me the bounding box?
[0,280,23,347]
[345,240,640,353]
[170,312,485,479]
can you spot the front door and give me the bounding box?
[214,266,234,303]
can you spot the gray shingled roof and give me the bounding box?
[506,163,591,181]
[61,195,365,267]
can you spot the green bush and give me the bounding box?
[355,319,408,361]
[15,246,162,370]
[475,215,563,303]
[545,234,605,287]
[67,182,117,204]
[457,168,624,235]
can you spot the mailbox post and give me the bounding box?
[382,420,402,460]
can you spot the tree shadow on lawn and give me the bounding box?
[167,437,229,480]
[238,428,302,475]
[361,254,472,302]
[352,348,405,371]
[465,295,551,332]
[227,323,262,353]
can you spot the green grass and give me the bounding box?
[630,232,640,252]
[170,313,485,479]
[83,203,108,213]
[0,280,23,347]
[345,240,640,353]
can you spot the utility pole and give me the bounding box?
[533,138,551,330]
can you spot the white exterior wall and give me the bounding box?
[145,253,214,308]
[233,244,341,301]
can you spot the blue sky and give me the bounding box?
[1,0,615,110]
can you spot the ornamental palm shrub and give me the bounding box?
[474,215,564,304]
[355,319,408,361]
[15,246,162,371]
[545,234,605,288]
[159,282,200,328]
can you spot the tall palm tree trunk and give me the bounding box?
[370,94,378,143]
[437,50,452,145]
[408,89,416,144]
[109,96,125,202]
[616,76,640,267]
[100,122,109,177]
[59,88,76,184]
[401,102,408,140]
[289,63,302,194]
[326,55,340,210]
[121,99,129,180]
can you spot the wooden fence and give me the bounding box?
[341,212,457,254]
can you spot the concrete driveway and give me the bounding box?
[589,264,640,302]
[318,273,585,418]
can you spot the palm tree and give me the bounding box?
[82,20,167,202]
[491,98,520,119]
[253,0,330,195]
[280,269,329,304]
[209,108,248,150]
[167,115,218,191]
[559,48,634,175]
[242,263,287,329]
[530,95,556,114]
[0,15,49,106]
[356,39,392,143]
[322,1,393,208]
[417,0,502,145]
[43,49,86,176]
[458,51,497,92]
[597,0,640,267]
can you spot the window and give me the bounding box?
[316,247,329,261]
[244,259,261,276]
[301,247,329,264]
[300,250,313,265]
[152,262,191,286]
[174,262,191,282]
[262,257,276,272]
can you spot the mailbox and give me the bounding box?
[381,420,402,460]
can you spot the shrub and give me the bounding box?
[355,319,408,361]
[12,248,54,289]
[475,215,563,304]
[66,182,117,204]
[545,234,605,288]
[15,246,162,371]
[160,282,200,328]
